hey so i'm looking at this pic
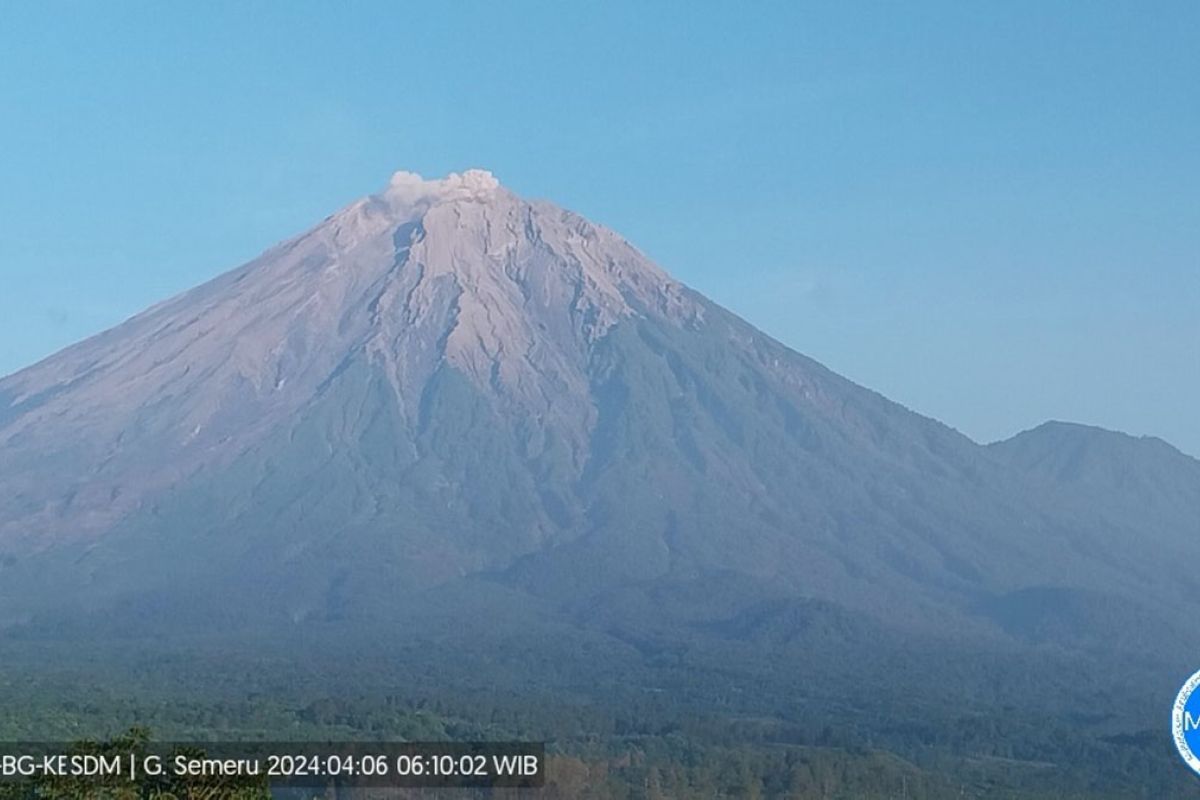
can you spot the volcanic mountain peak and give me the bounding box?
[1,166,1199,685]
[0,170,703,545]
[313,168,693,324]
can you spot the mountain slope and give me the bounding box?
[0,170,1197,677]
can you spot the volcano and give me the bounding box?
[1,170,1197,696]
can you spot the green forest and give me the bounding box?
[0,666,1192,799]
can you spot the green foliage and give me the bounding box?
[0,667,1192,799]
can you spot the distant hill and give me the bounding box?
[991,420,1200,519]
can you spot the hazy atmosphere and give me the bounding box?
[1,1,1196,455]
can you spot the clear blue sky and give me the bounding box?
[1,2,1197,454]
